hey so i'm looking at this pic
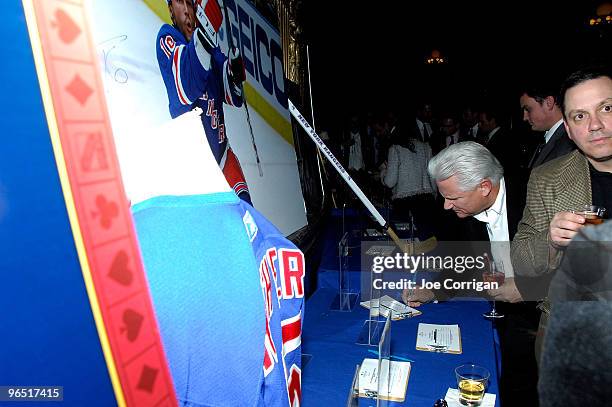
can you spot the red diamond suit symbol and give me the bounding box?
[137,365,159,393]
[65,75,93,106]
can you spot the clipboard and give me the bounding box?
[358,358,412,402]
[415,323,462,354]
[360,295,422,321]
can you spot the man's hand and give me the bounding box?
[487,277,523,303]
[194,0,222,49]
[549,211,585,248]
[402,287,435,307]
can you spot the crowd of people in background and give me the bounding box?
[319,87,546,235]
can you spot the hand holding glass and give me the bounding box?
[570,205,606,225]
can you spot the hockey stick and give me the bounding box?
[221,0,264,177]
[288,99,412,254]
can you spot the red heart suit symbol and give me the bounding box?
[108,250,133,286]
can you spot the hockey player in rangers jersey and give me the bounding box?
[157,0,252,204]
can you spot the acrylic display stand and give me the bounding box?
[330,230,360,311]
[346,364,360,407]
[356,262,386,345]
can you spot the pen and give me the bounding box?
[368,349,415,362]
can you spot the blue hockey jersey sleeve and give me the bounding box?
[156,24,242,118]
[157,24,207,118]
[240,202,304,406]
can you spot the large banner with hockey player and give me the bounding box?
[90,0,306,405]
[91,0,307,236]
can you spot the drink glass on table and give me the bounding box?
[482,254,504,319]
[570,205,606,225]
[455,364,490,406]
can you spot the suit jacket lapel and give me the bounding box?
[557,151,592,209]
[533,125,567,167]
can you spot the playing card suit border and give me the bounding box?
[22,1,177,406]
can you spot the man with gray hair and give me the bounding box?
[404,141,540,406]
[403,141,523,306]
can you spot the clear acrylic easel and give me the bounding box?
[356,247,386,346]
[331,204,359,311]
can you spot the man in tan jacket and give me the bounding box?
[512,65,612,362]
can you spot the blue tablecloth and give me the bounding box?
[302,288,501,406]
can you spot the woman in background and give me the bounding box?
[381,120,437,229]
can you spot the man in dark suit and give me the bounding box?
[404,142,529,304]
[415,101,435,144]
[460,104,481,142]
[430,112,471,155]
[478,106,521,176]
[403,141,539,405]
[519,80,576,168]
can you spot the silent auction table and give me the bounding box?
[301,288,501,406]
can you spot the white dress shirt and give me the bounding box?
[544,119,564,144]
[471,123,479,138]
[473,178,514,277]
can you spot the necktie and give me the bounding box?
[422,124,430,142]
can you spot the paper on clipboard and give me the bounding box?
[415,323,462,354]
[360,295,422,320]
[358,358,411,402]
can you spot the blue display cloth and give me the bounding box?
[302,289,501,406]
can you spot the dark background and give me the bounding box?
[301,0,612,130]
